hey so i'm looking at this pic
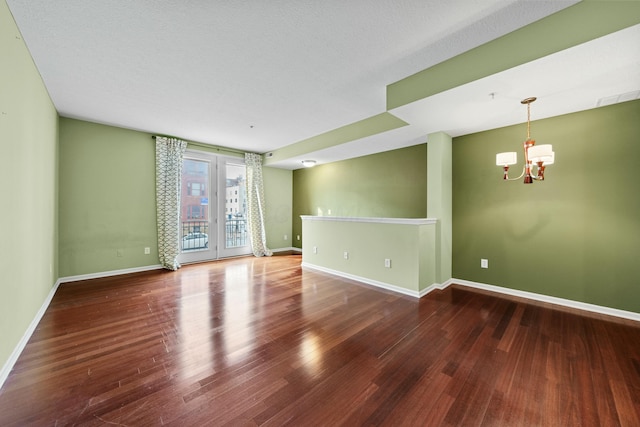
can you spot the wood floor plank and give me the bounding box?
[1,255,640,426]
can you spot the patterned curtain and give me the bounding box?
[155,136,187,270]
[245,153,272,257]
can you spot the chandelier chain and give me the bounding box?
[521,96,536,140]
[527,102,531,140]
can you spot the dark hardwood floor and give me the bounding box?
[1,254,639,426]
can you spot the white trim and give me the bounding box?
[297,266,640,323]
[270,246,302,254]
[447,278,640,323]
[59,264,163,284]
[1,279,62,390]
[419,282,448,298]
[300,215,437,225]
[301,262,442,299]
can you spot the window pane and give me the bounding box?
[225,163,247,248]
[181,159,210,252]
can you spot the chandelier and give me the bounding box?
[496,97,554,183]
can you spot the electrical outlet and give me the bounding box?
[481,259,488,269]
[313,246,318,254]
[284,234,288,240]
[344,251,349,260]
[328,209,332,215]
[385,258,391,268]
[144,247,150,255]
[297,235,300,241]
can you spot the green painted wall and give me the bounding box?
[1,1,59,373]
[58,118,158,277]
[452,100,640,313]
[263,167,293,250]
[292,144,428,248]
[302,218,436,293]
[58,118,291,276]
[427,132,452,284]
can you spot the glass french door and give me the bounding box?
[178,151,250,264]
[220,161,249,258]
[179,153,216,264]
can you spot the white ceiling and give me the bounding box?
[6,1,639,169]
[391,23,640,138]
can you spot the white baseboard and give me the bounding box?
[59,264,163,284]
[270,246,302,254]
[301,262,443,299]
[0,279,62,390]
[418,282,448,298]
[447,278,640,323]
[298,265,640,323]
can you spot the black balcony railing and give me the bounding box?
[181,219,247,251]
[225,218,247,248]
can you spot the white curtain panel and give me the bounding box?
[155,136,187,270]
[245,153,272,257]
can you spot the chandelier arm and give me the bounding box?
[506,166,526,181]
[524,161,545,182]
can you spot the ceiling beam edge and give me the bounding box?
[262,112,408,166]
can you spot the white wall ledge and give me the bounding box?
[300,215,437,225]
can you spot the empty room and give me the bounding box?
[1,1,639,425]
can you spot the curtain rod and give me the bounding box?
[151,135,246,156]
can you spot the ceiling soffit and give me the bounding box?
[266,1,640,169]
